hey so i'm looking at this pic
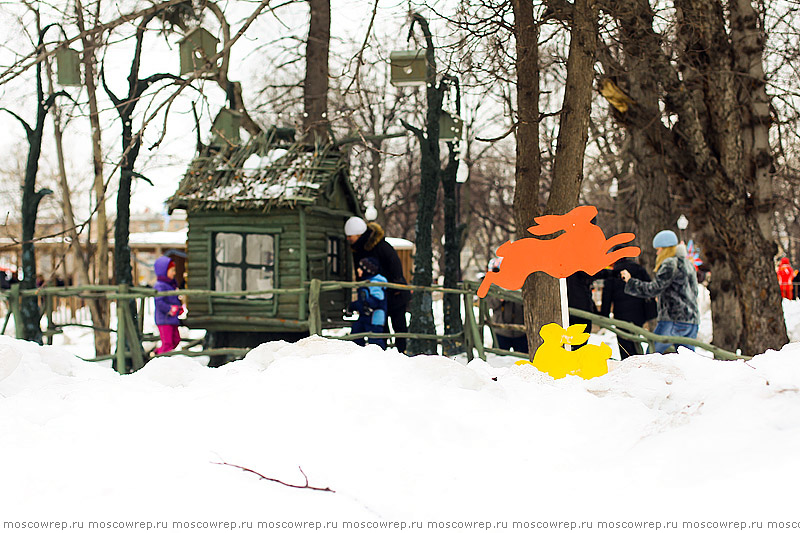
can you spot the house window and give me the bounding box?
[213,232,275,299]
[327,236,343,276]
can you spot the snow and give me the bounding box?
[128,229,189,246]
[386,237,414,250]
[1,303,800,531]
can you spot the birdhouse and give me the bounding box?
[56,48,81,86]
[438,111,463,142]
[389,50,427,86]
[211,108,241,147]
[179,27,219,75]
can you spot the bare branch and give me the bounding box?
[212,462,335,493]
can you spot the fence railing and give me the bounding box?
[0,280,748,374]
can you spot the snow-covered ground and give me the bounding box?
[1,297,800,532]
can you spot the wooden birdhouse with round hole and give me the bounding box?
[56,48,82,86]
[211,108,241,147]
[438,111,463,142]
[179,27,219,75]
[389,50,427,86]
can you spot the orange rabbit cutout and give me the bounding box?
[477,205,640,298]
[515,323,612,380]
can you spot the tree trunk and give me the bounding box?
[405,13,444,356]
[303,0,330,144]
[620,22,678,271]
[546,0,596,216]
[441,143,462,355]
[76,0,111,355]
[17,30,58,345]
[44,48,111,355]
[511,0,545,355]
[512,0,597,354]
[368,139,388,229]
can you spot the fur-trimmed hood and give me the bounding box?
[363,222,385,252]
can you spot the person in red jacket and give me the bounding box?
[777,257,796,299]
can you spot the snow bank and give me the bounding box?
[1,335,798,525]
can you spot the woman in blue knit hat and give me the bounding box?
[619,230,699,353]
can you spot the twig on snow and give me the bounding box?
[213,461,335,493]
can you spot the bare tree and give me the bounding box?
[0,19,72,344]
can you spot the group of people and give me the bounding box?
[487,228,701,358]
[150,215,706,359]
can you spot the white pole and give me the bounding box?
[559,277,569,331]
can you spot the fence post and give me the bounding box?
[463,291,485,361]
[9,283,23,339]
[308,279,322,336]
[44,292,54,345]
[1,297,11,336]
[138,296,146,336]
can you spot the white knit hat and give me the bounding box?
[344,216,368,236]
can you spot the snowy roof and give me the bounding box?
[386,237,414,250]
[167,132,349,212]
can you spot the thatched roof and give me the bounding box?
[167,131,351,212]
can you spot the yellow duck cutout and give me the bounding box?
[516,323,611,380]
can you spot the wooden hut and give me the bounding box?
[166,131,362,348]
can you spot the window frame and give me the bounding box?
[208,226,281,313]
[326,235,344,279]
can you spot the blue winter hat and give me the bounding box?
[652,230,679,248]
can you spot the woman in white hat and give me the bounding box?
[620,229,699,353]
[344,216,411,353]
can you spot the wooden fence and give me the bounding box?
[0,281,746,374]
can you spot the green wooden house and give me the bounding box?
[167,131,362,349]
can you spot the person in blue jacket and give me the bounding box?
[153,255,183,354]
[348,257,388,349]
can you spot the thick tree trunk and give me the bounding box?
[303,0,330,144]
[616,10,678,270]
[603,0,788,354]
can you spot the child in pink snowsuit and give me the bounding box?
[153,255,183,354]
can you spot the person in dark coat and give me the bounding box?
[345,217,411,353]
[153,255,183,354]
[485,258,528,353]
[567,271,598,349]
[601,255,653,359]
